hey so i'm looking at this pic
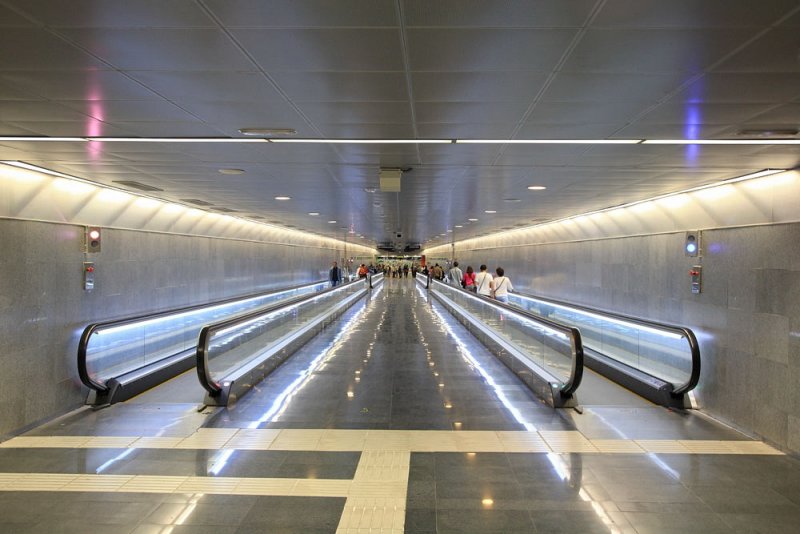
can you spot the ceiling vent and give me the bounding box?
[379,168,402,192]
[181,198,213,206]
[736,128,798,137]
[112,180,163,192]
[213,207,238,213]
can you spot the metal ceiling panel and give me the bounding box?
[412,71,550,102]
[0,5,34,26]
[416,102,531,124]
[0,70,162,101]
[4,121,136,137]
[563,29,761,74]
[541,72,686,103]
[298,102,412,125]
[672,73,800,103]
[591,0,800,28]
[524,101,652,124]
[407,29,577,71]
[9,0,214,28]
[129,71,286,103]
[0,101,93,121]
[270,72,409,102]
[713,28,800,73]
[110,121,228,137]
[0,28,105,70]
[205,0,397,28]
[58,29,254,70]
[59,100,201,123]
[231,29,405,71]
[402,0,597,28]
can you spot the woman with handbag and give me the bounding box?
[463,265,477,292]
[490,267,514,303]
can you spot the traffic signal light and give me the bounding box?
[684,231,699,257]
[86,226,102,253]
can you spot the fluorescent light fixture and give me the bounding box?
[1,161,79,180]
[527,185,547,190]
[468,218,479,222]
[268,138,452,144]
[719,169,785,184]
[328,220,337,224]
[643,139,800,145]
[308,212,319,216]
[456,139,642,144]
[87,137,267,143]
[218,168,245,175]
[274,196,291,200]
[484,210,497,214]
[0,137,85,142]
[454,225,463,228]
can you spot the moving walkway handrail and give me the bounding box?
[196,278,366,397]
[428,279,584,397]
[77,279,326,392]
[511,290,700,396]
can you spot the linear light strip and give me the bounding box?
[0,161,377,254]
[1,136,799,145]
[643,139,800,145]
[455,139,642,144]
[427,168,788,249]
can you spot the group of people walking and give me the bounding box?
[329,259,513,303]
[443,262,513,302]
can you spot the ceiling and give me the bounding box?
[1,0,799,250]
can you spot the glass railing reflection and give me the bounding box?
[79,280,328,392]
[197,277,378,402]
[427,280,583,403]
[508,292,697,392]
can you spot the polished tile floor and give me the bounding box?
[2,278,799,533]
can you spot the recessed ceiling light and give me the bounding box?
[468,218,479,222]
[503,198,521,202]
[447,230,453,233]
[274,196,291,200]
[218,168,245,175]
[308,212,319,216]
[239,128,297,137]
[527,186,547,190]
[328,220,337,224]
[454,225,463,228]
[484,210,497,214]
[363,187,377,193]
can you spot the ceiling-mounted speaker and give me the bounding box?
[379,168,402,192]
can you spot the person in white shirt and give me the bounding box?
[474,264,493,297]
[448,261,463,288]
[490,266,514,303]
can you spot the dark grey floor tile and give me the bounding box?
[405,508,437,532]
[599,481,702,503]
[24,521,135,534]
[239,496,344,529]
[144,502,255,527]
[691,484,800,514]
[531,509,630,533]
[624,511,733,533]
[134,526,238,534]
[436,508,536,533]
[718,511,800,533]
